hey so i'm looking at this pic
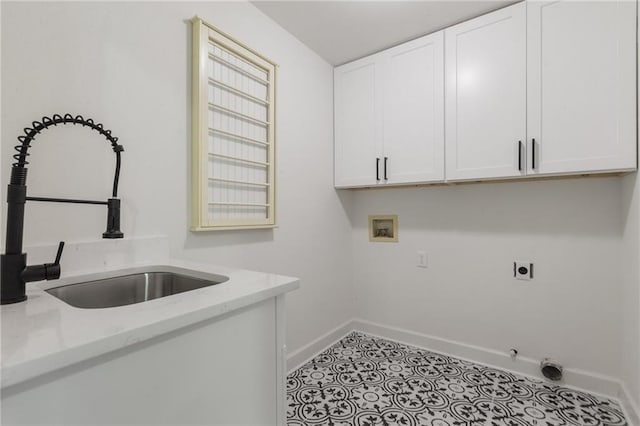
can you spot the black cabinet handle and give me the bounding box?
[518,141,523,171]
[376,158,380,181]
[531,138,537,170]
[384,157,388,180]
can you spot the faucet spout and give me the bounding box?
[1,114,124,304]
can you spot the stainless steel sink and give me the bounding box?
[46,272,228,308]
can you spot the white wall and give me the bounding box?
[0,1,354,355]
[618,20,640,419]
[622,172,640,418]
[350,177,624,380]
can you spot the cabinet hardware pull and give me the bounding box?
[384,157,388,180]
[376,158,380,181]
[518,141,523,171]
[532,138,537,170]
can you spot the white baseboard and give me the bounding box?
[287,318,627,408]
[287,320,355,373]
[619,382,640,426]
[353,319,622,399]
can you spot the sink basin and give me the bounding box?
[46,272,228,309]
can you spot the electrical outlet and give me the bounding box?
[514,261,533,280]
[417,251,428,268]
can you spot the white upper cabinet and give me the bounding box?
[334,0,637,188]
[334,32,445,188]
[383,32,445,185]
[445,2,527,181]
[334,56,381,187]
[526,0,637,176]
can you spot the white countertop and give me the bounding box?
[0,258,299,389]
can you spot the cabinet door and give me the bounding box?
[445,3,527,181]
[334,56,382,188]
[527,0,637,176]
[383,31,445,184]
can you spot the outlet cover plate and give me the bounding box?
[514,261,533,280]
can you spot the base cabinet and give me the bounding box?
[1,297,286,426]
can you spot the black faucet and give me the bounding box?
[1,114,124,305]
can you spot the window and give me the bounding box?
[191,17,277,231]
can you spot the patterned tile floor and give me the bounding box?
[287,332,627,426]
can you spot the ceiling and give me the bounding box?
[252,1,518,65]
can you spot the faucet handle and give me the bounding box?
[54,241,65,265]
[43,241,64,281]
[21,241,65,283]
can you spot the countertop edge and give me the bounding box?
[1,263,299,389]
